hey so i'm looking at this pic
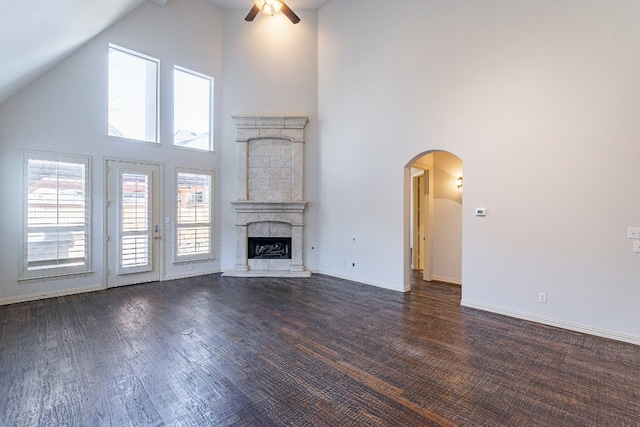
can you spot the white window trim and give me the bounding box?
[108,43,160,144]
[173,65,214,152]
[173,167,214,263]
[21,150,92,281]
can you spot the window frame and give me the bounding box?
[21,151,92,281]
[172,65,214,152]
[173,167,214,263]
[108,43,160,144]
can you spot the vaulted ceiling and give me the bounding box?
[0,0,330,105]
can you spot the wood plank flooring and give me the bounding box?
[1,272,639,426]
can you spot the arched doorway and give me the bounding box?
[404,151,463,290]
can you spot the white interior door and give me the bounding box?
[106,160,161,288]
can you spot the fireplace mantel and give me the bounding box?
[231,201,307,214]
[223,116,311,278]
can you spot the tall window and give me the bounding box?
[23,152,90,279]
[108,44,159,143]
[173,66,213,151]
[175,169,213,261]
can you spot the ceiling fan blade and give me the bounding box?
[280,2,300,24]
[245,5,260,22]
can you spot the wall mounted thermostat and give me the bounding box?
[475,208,487,217]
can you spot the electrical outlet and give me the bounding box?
[538,292,547,303]
[634,241,640,253]
[629,228,640,239]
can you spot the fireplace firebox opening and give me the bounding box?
[248,237,292,259]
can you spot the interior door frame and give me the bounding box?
[423,167,433,282]
[412,167,433,281]
[103,157,164,288]
[412,173,425,270]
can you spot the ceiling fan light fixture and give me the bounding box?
[254,0,283,16]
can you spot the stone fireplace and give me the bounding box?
[223,116,311,278]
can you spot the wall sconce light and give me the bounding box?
[456,176,463,189]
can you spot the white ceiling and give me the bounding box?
[0,0,147,104]
[207,0,331,10]
[0,0,331,105]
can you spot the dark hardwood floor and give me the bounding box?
[1,272,639,426]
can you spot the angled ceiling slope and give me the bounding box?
[0,0,146,106]
[0,0,331,107]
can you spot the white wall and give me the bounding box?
[432,152,463,284]
[0,0,223,302]
[219,9,319,272]
[318,0,640,343]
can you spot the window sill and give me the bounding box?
[172,257,215,266]
[171,144,215,154]
[107,135,161,146]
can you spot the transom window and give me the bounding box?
[23,152,91,279]
[173,66,213,151]
[108,44,159,143]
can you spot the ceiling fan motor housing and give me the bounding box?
[245,0,300,24]
[254,0,282,15]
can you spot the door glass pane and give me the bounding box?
[120,173,150,269]
[122,235,150,268]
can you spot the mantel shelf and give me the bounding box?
[231,201,307,213]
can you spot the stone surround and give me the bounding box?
[223,116,311,278]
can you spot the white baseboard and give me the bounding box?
[461,299,640,346]
[431,275,462,285]
[0,284,105,306]
[163,269,221,281]
[1,270,224,305]
[314,270,406,292]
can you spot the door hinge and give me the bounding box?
[106,235,110,242]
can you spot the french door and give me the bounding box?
[106,160,161,287]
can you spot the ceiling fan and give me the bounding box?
[245,0,301,24]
